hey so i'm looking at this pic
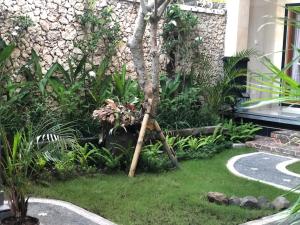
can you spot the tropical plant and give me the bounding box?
[98,147,123,170]
[73,143,100,169]
[88,58,114,107]
[157,84,215,129]
[10,15,34,43]
[244,57,300,108]
[0,129,33,223]
[162,4,201,80]
[76,6,120,58]
[0,39,15,100]
[112,65,141,103]
[54,151,76,179]
[139,142,171,172]
[93,99,140,134]
[224,120,262,143]
[201,49,256,115]
[0,121,76,223]
[159,74,181,99]
[0,40,16,131]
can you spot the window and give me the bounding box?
[283,4,300,83]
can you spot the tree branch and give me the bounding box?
[127,6,147,89]
[157,0,171,18]
[140,0,147,13]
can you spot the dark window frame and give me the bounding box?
[282,3,300,70]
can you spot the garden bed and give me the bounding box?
[30,148,297,225]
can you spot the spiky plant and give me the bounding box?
[0,122,77,223]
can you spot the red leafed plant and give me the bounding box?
[93,99,141,132]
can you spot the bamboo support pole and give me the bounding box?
[154,120,179,168]
[128,100,153,177]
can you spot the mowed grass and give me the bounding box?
[30,148,297,225]
[287,161,300,174]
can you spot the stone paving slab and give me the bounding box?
[246,137,300,158]
[227,152,300,191]
[271,130,300,146]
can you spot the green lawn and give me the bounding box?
[31,148,297,225]
[287,161,300,174]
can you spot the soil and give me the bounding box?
[1,216,39,225]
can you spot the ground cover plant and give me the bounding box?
[223,119,262,143]
[31,148,298,225]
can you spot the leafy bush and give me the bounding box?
[139,143,172,172]
[224,120,262,143]
[112,65,142,104]
[162,4,201,78]
[157,75,220,129]
[76,6,120,58]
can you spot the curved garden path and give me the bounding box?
[3,198,116,225]
[227,152,300,192]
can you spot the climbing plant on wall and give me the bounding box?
[162,4,201,82]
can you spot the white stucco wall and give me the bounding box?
[224,0,250,56]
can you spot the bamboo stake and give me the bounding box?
[154,120,179,168]
[128,99,153,177]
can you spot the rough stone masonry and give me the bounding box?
[0,0,226,77]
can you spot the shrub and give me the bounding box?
[224,119,262,143]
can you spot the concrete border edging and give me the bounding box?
[240,210,289,225]
[276,158,300,178]
[226,152,300,193]
[4,198,117,225]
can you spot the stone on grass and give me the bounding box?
[272,196,290,211]
[240,196,259,209]
[258,196,273,209]
[228,196,241,206]
[207,192,228,205]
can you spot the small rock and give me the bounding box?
[240,196,259,209]
[57,40,65,49]
[272,196,290,211]
[40,10,48,20]
[59,16,68,25]
[258,196,273,209]
[44,54,53,65]
[74,3,84,11]
[40,20,50,32]
[11,48,21,58]
[207,192,228,205]
[47,31,60,41]
[47,14,58,22]
[62,25,76,40]
[17,0,26,6]
[228,196,241,206]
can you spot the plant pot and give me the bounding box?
[105,128,138,153]
[1,216,39,225]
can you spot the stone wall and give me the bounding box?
[0,0,226,77]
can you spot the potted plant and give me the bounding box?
[93,99,141,151]
[0,128,39,225]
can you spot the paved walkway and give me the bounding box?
[227,152,300,192]
[3,198,116,225]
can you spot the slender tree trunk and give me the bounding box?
[150,18,160,115]
[128,0,178,177]
[128,6,147,90]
